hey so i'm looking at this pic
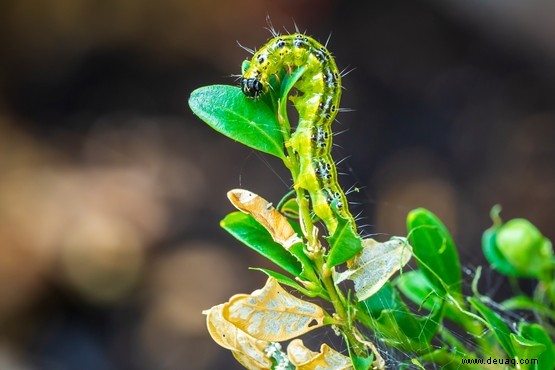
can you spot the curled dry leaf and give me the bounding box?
[223,277,326,341]
[227,189,302,249]
[352,328,386,370]
[203,304,272,369]
[287,339,353,369]
[334,237,412,301]
[233,347,271,370]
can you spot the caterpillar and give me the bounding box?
[241,33,356,235]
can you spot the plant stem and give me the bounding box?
[285,132,366,355]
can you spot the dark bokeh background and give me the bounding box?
[0,1,554,369]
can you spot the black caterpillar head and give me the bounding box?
[241,78,263,98]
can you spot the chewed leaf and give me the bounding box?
[287,339,318,365]
[334,238,412,301]
[223,277,326,341]
[232,351,271,370]
[203,304,272,369]
[287,339,353,370]
[204,303,240,350]
[227,189,302,249]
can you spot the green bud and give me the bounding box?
[496,219,552,278]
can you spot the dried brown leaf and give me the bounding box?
[223,277,325,341]
[227,189,301,249]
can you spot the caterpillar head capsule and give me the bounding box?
[241,77,263,98]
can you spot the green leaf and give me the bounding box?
[288,242,319,283]
[407,208,462,297]
[250,268,327,299]
[396,270,461,324]
[280,66,307,101]
[482,225,521,276]
[468,297,515,358]
[359,282,442,353]
[510,333,545,370]
[376,305,442,353]
[496,218,553,278]
[285,220,322,283]
[416,348,465,369]
[275,65,307,137]
[280,198,299,219]
[358,282,399,318]
[501,296,555,321]
[283,216,303,239]
[347,347,374,370]
[189,85,285,159]
[326,206,363,267]
[395,270,437,309]
[221,211,302,277]
[519,323,555,370]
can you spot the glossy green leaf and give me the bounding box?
[288,242,319,283]
[510,333,545,370]
[281,66,307,101]
[326,206,363,267]
[496,218,553,278]
[276,65,307,138]
[482,226,521,276]
[286,216,303,237]
[189,85,285,159]
[221,211,302,277]
[519,323,555,370]
[468,297,515,358]
[407,208,462,296]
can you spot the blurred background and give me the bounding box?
[0,0,554,369]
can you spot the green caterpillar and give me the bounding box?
[241,33,356,235]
